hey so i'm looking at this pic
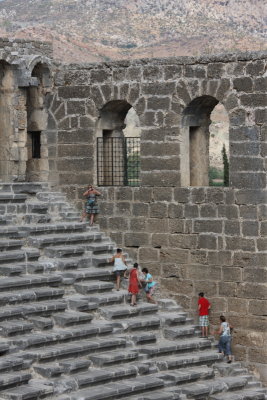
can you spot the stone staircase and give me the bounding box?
[0,182,266,400]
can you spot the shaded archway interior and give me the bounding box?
[97,100,141,186]
[181,95,221,187]
[26,62,51,181]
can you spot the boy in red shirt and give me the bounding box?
[198,292,211,337]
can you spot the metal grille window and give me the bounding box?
[97,137,140,186]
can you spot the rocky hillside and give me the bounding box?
[0,0,266,63]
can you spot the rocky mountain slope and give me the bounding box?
[0,0,266,63]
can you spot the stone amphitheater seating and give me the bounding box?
[0,182,266,400]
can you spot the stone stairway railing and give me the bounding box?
[0,182,266,400]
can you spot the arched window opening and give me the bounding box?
[0,61,14,181]
[26,62,50,181]
[97,101,140,186]
[181,96,229,187]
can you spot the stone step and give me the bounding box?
[90,349,139,367]
[84,290,126,306]
[158,312,188,326]
[0,383,53,400]
[99,303,158,320]
[0,342,10,354]
[22,214,52,224]
[154,350,223,371]
[26,202,49,214]
[0,372,32,390]
[128,332,157,344]
[0,320,34,336]
[155,365,214,385]
[163,325,197,339]
[175,375,249,398]
[67,295,99,312]
[0,193,27,203]
[28,232,102,248]
[24,222,88,235]
[9,322,113,349]
[126,391,182,400]
[0,287,64,306]
[0,262,27,276]
[59,267,113,284]
[65,375,165,400]
[111,315,161,332]
[91,254,112,267]
[139,338,212,357]
[74,281,114,295]
[86,242,115,254]
[157,299,183,311]
[44,245,86,258]
[0,239,24,250]
[209,389,266,399]
[0,355,25,373]
[0,300,67,321]
[53,311,94,327]
[0,249,25,264]
[53,364,138,392]
[0,226,21,238]
[29,316,54,330]
[0,275,62,292]
[23,337,126,362]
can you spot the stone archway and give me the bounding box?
[26,62,51,182]
[96,100,141,186]
[181,95,229,187]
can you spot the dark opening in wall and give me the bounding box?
[30,131,41,159]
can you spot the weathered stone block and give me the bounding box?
[99,202,114,216]
[161,277,193,294]
[240,205,257,219]
[218,205,239,219]
[141,171,180,187]
[124,232,150,247]
[139,247,159,262]
[237,283,267,300]
[194,220,223,234]
[146,218,168,233]
[143,65,163,81]
[219,281,237,297]
[59,173,92,185]
[115,187,133,201]
[90,69,110,83]
[142,82,176,96]
[132,203,149,217]
[130,217,147,231]
[246,60,265,76]
[147,96,171,110]
[191,188,205,203]
[67,101,86,115]
[225,236,255,251]
[255,108,267,124]
[200,205,217,218]
[207,250,232,266]
[58,145,93,158]
[242,220,259,236]
[57,158,93,171]
[233,77,253,92]
[160,248,189,263]
[231,172,266,189]
[224,221,241,235]
[58,86,91,99]
[169,219,184,234]
[240,94,267,108]
[150,202,168,218]
[164,65,183,80]
[58,129,94,144]
[207,63,225,78]
[184,65,206,78]
[115,202,131,216]
[184,204,199,218]
[188,265,221,280]
[244,267,267,283]
[169,234,198,249]
[126,66,142,81]
[141,156,180,171]
[141,142,180,157]
[229,108,246,126]
[231,156,264,172]
[151,233,169,247]
[109,217,129,231]
[153,189,173,202]
[168,204,183,218]
[228,297,248,314]
[198,234,217,250]
[257,237,267,251]
[249,299,267,316]
[230,126,260,142]
[235,189,267,205]
[174,188,190,203]
[222,266,242,281]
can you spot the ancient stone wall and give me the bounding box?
[51,52,267,382]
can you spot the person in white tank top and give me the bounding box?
[109,248,127,291]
